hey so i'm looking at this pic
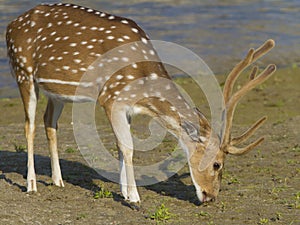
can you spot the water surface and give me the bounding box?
[0,0,299,98]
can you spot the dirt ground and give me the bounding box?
[0,67,299,224]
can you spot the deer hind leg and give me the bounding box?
[107,106,140,203]
[44,97,64,187]
[18,79,39,192]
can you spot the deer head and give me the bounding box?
[182,39,276,203]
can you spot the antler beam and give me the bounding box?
[221,39,276,155]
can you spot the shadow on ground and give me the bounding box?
[0,150,198,205]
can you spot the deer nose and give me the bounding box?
[202,191,216,202]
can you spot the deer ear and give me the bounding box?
[194,108,211,139]
[194,107,211,130]
[182,120,200,142]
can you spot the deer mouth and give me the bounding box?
[199,191,216,203]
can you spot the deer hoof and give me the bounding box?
[52,178,65,187]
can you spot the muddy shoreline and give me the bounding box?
[0,67,299,224]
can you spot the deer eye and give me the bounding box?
[213,162,221,171]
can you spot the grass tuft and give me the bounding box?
[149,203,172,223]
[258,218,269,224]
[93,185,113,199]
[14,144,26,153]
[65,147,77,153]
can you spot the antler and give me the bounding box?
[221,39,276,155]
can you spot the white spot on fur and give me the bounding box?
[122,57,129,62]
[150,73,158,80]
[127,75,134,80]
[131,28,138,33]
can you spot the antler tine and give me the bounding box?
[223,39,275,103]
[222,64,276,146]
[226,137,265,156]
[229,64,276,113]
[249,66,258,80]
[223,48,255,103]
[231,116,267,146]
[252,39,275,62]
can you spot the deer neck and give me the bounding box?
[129,88,198,138]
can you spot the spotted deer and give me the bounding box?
[6,3,276,205]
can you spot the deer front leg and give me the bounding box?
[119,149,128,198]
[109,107,140,203]
[118,142,140,203]
[44,98,64,187]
